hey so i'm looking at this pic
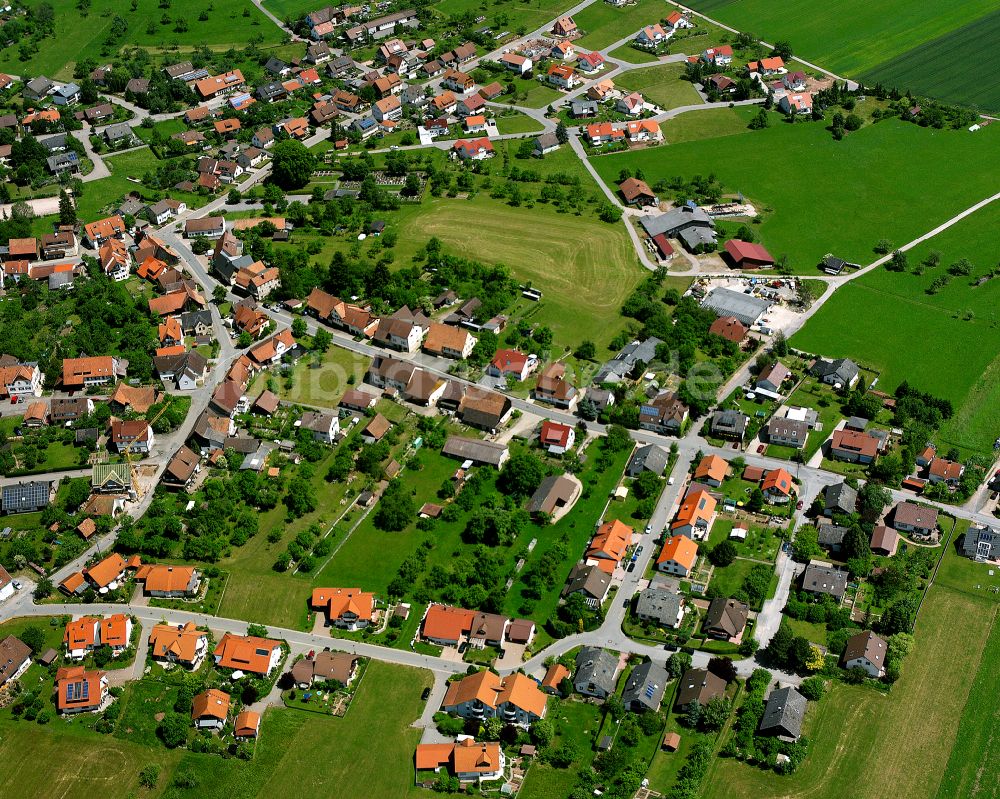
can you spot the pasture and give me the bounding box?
[433,0,580,33]
[701,584,997,799]
[680,0,998,78]
[590,116,1000,273]
[792,198,1000,456]
[0,0,285,79]
[614,63,702,111]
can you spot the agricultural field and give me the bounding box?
[660,105,757,144]
[0,0,286,80]
[701,584,998,799]
[861,9,1000,113]
[614,63,702,111]
[679,0,999,83]
[591,116,1000,273]
[432,0,581,34]
[607,43,661,64]
[792,198,1000,456]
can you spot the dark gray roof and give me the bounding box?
[635,587,682,626]
[767,416,808,445]
[594,337,662,383]
[711,409,748,437]
[534,132,560,150]
[574,647,618,695]
[700,288,772,326]
[1,481,52,513]
[676,667,726,707]
[528,474,579,515]
[628,443,669,475]
[640,205,714,238]
[679,226,717,250]
[759,686,807,739]
[811,357,859,385]
[801,560,847,598]
[817,523,849,547]
[963,525,1000,560]
[824,482,857,514]
[621,661,669,711]
[441,436,508,467]
[104,122,134,142]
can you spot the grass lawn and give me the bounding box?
[520,698,602,799]
[0,0,285,80]
[707,557,756,598]
[519,82,567,109]
[494,112,546,135]
[267,346,371,410]
[608,43,662,63]
[701,584,997,799]
[75,148,206,221]
[574,0,667,50]
[132,118,188,144]
[783,377,846,459]
[590,117,1000,274]
[391,194,645,352]
[792,199,1000,457]
[614,63,703,111]
[679,0,999,78]
[660,105,757,144]
[784,616,828,646]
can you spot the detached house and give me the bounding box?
[422,322,476,359]
[639,392,688,435]
[150,622,208,669]
[311,587,375,629]
[441,670,547,727]
[56,666,108,715]
[213,633,283,676]
[670,489,716,539]
[841,630,887,677]
[656,534,698,576]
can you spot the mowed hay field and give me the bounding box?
[0,0,285,79]
[679,0,998,77]
[702,585,999,799]
[590,117,1000,273]
[395,195,646,350]
[792,199,1000,456]
[615,63,703,111]
[573,0,665,50]
[861,8,1000,113]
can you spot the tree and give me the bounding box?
[699,695,731,731]
[530,718,554,748]
[139,764,160,789]
[58,189,76,225]
[772,330,788,356]
[666,651,691,679]
[555,121,569,144]
[747,487,765,513]
[32,578,53,601]
[771,40,793,60]
[709,540,737,567]
[313,328,331,352]
[291,317,307,338]
[191,238,210,255]
[498,452,545,498]
[762,619,794,667]
[707,656,737,683]
[798,675,826,700]
[575,340,596,360]
[483,717,503,740]
[373,479,414,531]
[748,107,770,130]
[20,625,46,654]
[212,285,227,304]
[158,712,189,748]
[271,139,317,190]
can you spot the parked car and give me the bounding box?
[796,500,803,509]
[757,444,766,453]
[421,687,431,700]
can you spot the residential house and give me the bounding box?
[533,132,560,156]
[562,562,611,607]
[626,443,669,477]
[824,482,857,515]
[51,396,94,422]
[488,349,536,381]
[458,389,511,431]
[616,91,645,116]
[194,70,245,100]
[639,392,689,435]
[748,56,785,77]
[192,688,230,730]
[452,137,494,160]
[676,668,726,709]
[928,457,964,486]
[576,52,605,73]
[441,436,510,468]
[163,445,200,490]
[299,410,340,444]
[138,564,200,597]
[759,686,807,740]
[0,635,31,688]
[635,24,667,48]
[624,119,662,143]
[56,666,108,714]
[534,420,574,456]
[619,177,657,207]
[184,216,226,239]
[779,92,813,115]
[622,661,670,712]
[83,553,128,592]
[574,647,618,698]
[710,409,749,441]
[310,587,375,629]
[110,419,154,454]
[83,215,126,247]
[701,46,733,67]
[963,525,1000,561]
[801,559,847,600]
[811,358,859,389]
[500,53,531,75]
[703,598,749,641]
[762,468,794,504]
[62,356,124,388]
[547,63,578,89]
[841,630,887,677]
[415,739,505,783]
[587,519,632,570]
[893,501,938,538]
[552,15,576,36]
[534,363,577,409]
[441,670,547,727]
[756,361,791,393]
[829,429,879,464]
[656,534,699,576]
[635,587,684,628]
[870,525,899,557]
[213,633,283,676]
[584,121,626,146]
[423,322,476,359]
[63,617,101,660]
[693,454,729,487]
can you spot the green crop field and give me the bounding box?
[680,0,998,78]
[861,8,1000,113]
[574,0,665,50]
[702,585,998,799]
[433,0,579,34]
[590,116,1000,273]
[614,63,702,111]
[792,198,1000,456]
[0,0,285,80]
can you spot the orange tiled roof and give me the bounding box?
[656,535,698,570]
